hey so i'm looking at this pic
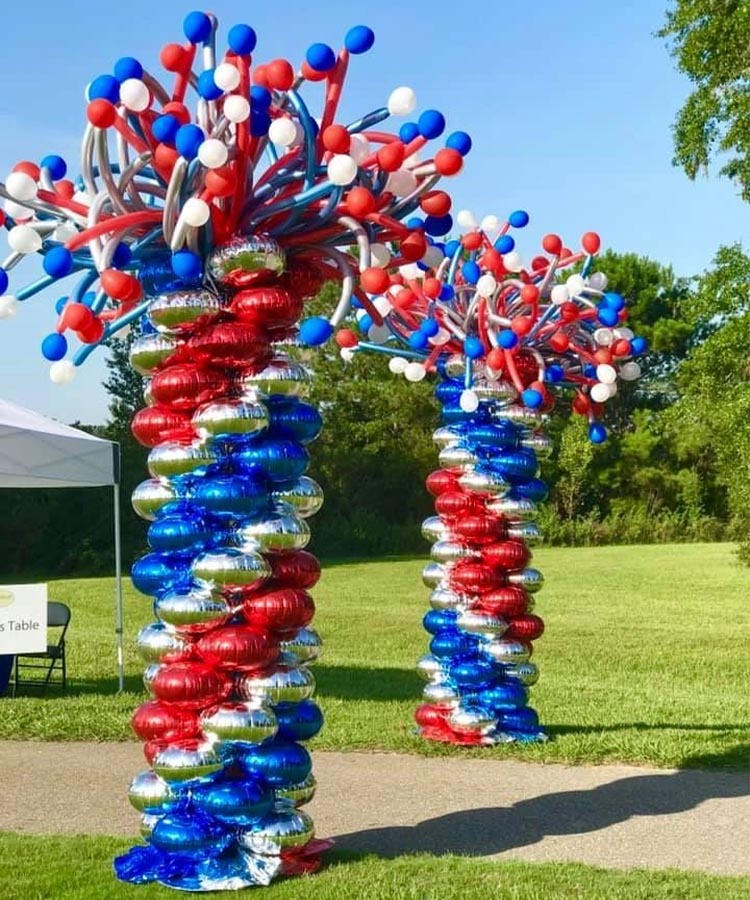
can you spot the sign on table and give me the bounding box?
[0,584,47,653]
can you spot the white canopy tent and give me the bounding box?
[0,399,124,690]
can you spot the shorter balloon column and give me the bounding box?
[123,256,329,890]
[334,209,647,745]
[417,375,549,744]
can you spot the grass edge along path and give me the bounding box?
[0,543,748,769]
[2,835,750,900]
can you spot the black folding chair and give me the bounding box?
[13,601,70,695]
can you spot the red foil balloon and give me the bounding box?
[188,321,271,368]
[425,468,461,496]
[149,364,229,411]
[449,562,503,595]
[452,515,503,544]
[231,286,304,329]
[151,662,232,708]
[482,540,532,570]
[131,700,201,742]
[505,614,545,641]
[242,588,315,634]
[267,551,322,589]
[415,703,450,728]
[479,586,531,618]
[131,405,194,447]
[435,491,485,519]
[195,625,280,671]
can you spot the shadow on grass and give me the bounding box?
[315,665,422,701]
[332,745,750,859]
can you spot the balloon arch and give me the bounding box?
[0,10,643,892]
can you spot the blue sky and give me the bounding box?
[0,0,745,423]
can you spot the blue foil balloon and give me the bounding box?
[490,450,539,483]
[148,812,233,859]
[274,701,324,742]
[449,657,497,689]
[190,779,274,826]
[234,440,309,483]
[477,682,529,710]
[267,400,323,445]
[131,552,190,596]
[239,741,312,787]
[429,631,477,659]
[147,513,213,553]
[499,706,540,733]
[423,609,458,635]
[190,475,268,516]
[510,478,549,503]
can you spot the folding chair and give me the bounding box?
[13,601,70,695]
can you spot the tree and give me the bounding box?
[659,1,750,200]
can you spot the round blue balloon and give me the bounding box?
[462,261,480,285]
[399,122,420,143]
[197,70,224,100]
[358,313,373,333]
[40,155,66,181]
[424,214,453,237]
[464,336,484,359]
[510,477,549,503]
[274,700,324,742]
[306,43,336,72]
[0,268,8,295]
[420,318,440,338]
[409,331,428,351]
[191,475,268,517]
[43,247,74,279]
[183,11,213,44]
[602,292,625,311]
[131,552,189,597]
[250,86,272,110]
[498,329,518,349]
[41,333,67,361]
[423,609,458,635]
[345,25,375,54]
[299,317,332,346]
[508,210,530,228]
[589,422,608,444]
[446,131,472,155]
[494,235,515,254]
[88,74,120,103]
[239,741,312,787]
[175,125,205,160]
[631,336,648,355]
[521,388,543,409]
[234,440,309,483]
[152,114,181,145]
[418,110,446,140]
[228,24,257,55]
[112,242,132,269]
[546,364,564,383]
[190,778,273,826]
[149,811,232,859]
[114,57,143,82]
[171,250,202,281]
[250,111,271,137]
[267,400,323,445]
[597,306,619,327]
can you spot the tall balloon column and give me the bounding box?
[335,210,646,745]
[0,12,469,889]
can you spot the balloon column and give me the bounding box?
[334,211,646,745]
[0,12,469,890]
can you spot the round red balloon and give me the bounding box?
[449,562,502,595]
[482,540,532,571]
[425,469,461,497]
[189,321,271,369]
[151,662,232,709]
[479,586,530,618]
[505,614,545,642]
[150,365,229,411]
[435,491,484,519]
[452,515,502,544]
[196,625,280,671]
[230,286,304,330]
[131,700,201,742]
[131,406,194,448]
[242,588,315,635]
[414,704,450,728]
[267,551,322,590]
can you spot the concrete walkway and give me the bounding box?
[0,742,747,876]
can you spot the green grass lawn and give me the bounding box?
[1,543,748,769]
[2,835,749,900]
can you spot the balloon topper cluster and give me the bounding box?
[334,213,648,442]
[0,12,470,375]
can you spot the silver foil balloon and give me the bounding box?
[505,661,540,685]
[147,289,224,334]
[459,469,509,495]
[237,510,310,552]
[493,405,543,428]
[521,431,554,459]
[237,803,314,855]
[431,540,481,564]
[432,426,459,448]
[280,627,323,665]
[483,639,531,665]
[151,742,224,784]
[271,476,324,519]
[155,587,232,633]
[128,770,178,814]
[506,522,542,545]
[457,609,507,635]
[507,567,545,593]
[207,235,286,285]
[140,813,161,840]
[131,478,178,521]
[240,357,311,397]
[200,701,279,745]
[448,705,498,735]
[147,441,219,478]
[487,496,538,521]
[192,549,271,591]
[142,379,155,406]
[136,621,190,662]
[422,681,460,705]
[429,587,466,610]
[274,774,316,807]
[192,399,269,438]
[422,562,446,588]
[416,653,445,682]
[421,516,450,542]
[237,665,315,704]
[142,662,164,695]
[129,333,178,375]
[473,380,517,402]
[438,445,479,470]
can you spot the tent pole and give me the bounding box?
[113,483,125,693]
